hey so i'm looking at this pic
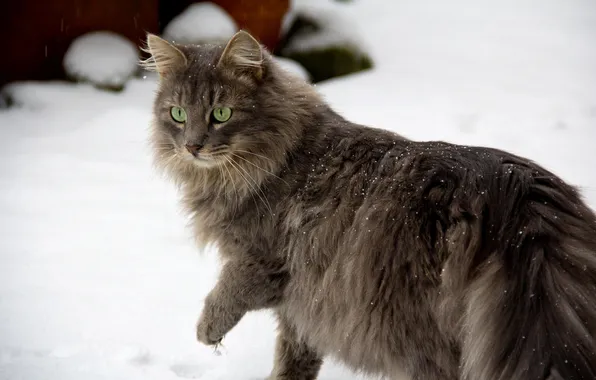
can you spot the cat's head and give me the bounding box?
[142,31,318,188]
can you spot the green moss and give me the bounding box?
[278,13,374,82]
[95,83,125,92]
[65,73,126,93]
[285,46,373,83]
[0,93,12,108]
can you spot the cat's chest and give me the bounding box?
[191,200,282,256]
[279,260,392,374]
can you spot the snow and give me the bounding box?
[1,0,596,379]
[272,57,311,82]
[163,2,237,45]
[63,31,139,88]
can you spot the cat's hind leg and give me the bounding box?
[268,316,322,380]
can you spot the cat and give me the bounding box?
[141,31,596,380]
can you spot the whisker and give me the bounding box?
[221,158,239,232]
[159,151,180,169]
[225,157,261,216]
[233,149,274,163]
[229,158,274,218]
[231,153,289,186]
[207,145,231,155]
[215,161,226,196]
[228,158,273,218]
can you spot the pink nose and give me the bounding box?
[185,144,202,156]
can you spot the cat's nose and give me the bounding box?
[185,144,203,156]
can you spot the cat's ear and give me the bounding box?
[141,34,187,77]
[218,31,263,80]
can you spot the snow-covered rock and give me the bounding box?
[63,31,139,90]
[279,0,373,82]
[273,56,311,82]
[281,1,366,56]
[163,2,237,45]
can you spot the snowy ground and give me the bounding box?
[1,0,596,379]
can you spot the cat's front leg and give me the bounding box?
[268,315,323,380]
[196,290,244,345]
[196,257,288,346]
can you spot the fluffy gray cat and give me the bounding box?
[142,31,596,380]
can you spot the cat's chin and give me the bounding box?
[177,150,222,169]
[190,156,222,169]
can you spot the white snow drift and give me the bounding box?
[63,31,139,89]
[163,2,238,45]
[273,57,311,81]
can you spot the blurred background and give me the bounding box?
[0,0,372,89]
[0,0,595,379]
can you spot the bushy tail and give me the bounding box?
[459,168,596,380]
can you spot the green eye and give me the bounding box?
[170,106,187,123]
[212,107,232,123]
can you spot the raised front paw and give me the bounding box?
[196,316,224,346]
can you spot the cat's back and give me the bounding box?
[289,118,537,215]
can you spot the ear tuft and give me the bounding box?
[140,34,187,77]
[218,31,263,79]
